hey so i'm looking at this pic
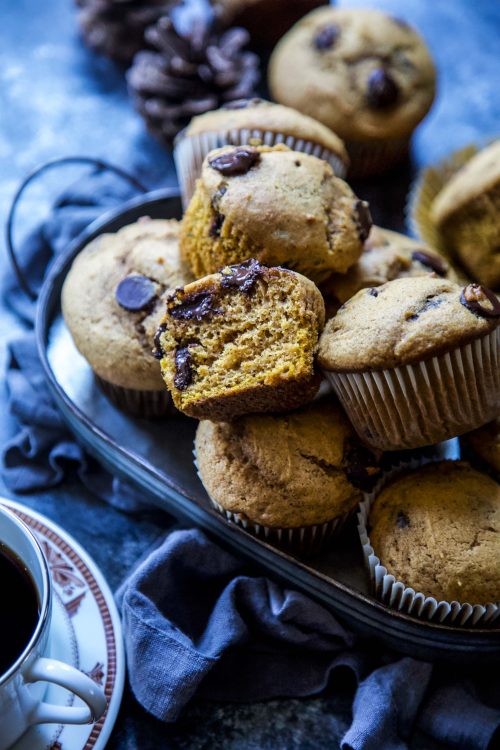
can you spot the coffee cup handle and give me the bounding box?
[24,657,107,725]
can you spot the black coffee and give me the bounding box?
[0,543,40,676]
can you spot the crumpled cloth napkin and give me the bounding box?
[119,528,500,750]
[2,169,148,511]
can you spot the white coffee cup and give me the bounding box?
[0,504,107,749]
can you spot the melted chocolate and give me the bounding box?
[353,200,372,242]
[209,147,260,177]
[460,284,500,319]
[220,258,265,294]
[168,291,219,321]
[115,275,157,312]
[153,323,166,360]
[174,346,193,390]
[366,68,400,108]
[411,250,448,276]
[313,24,339,50]
[344,442,380,491]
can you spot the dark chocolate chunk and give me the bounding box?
[368,287,379,297]
[396,511,410,528]
[209,212,225,237]
[152,323,167,360]
[209,147,260,176]
[344,442,380,491]
[353,200,372,242]
[460,284,500,319]
[411,250,448,276]
[366,68,400,109]
[223,98,263,110]
[220,258,265,294]
[313,24,339,50]
[115,275,157,312]
[174,346,193,390]
[407,294,443,320]
[168,291,219,321]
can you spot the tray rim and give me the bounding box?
[35,187,500,658]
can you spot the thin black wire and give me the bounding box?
[5,156,148,300]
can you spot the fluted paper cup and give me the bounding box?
[346,134,410,179]
[324,326,500,451]
[174,128,348,208]
[357,459,500,627]
[94,375,173,418]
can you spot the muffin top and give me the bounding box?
[431,140,500,224]
[62,218,190,391]
[268,7,436,141]
[369,462,500,604]
[182,98,348,167]
[182,143,368,282]
[322,226,458,307]
[318,277,500,372]
[195,400,381,527]
[462,418,500,474]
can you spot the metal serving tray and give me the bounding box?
[36,188,500,663]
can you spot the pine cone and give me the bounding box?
[127,0,260,143]
[76,0,175,64]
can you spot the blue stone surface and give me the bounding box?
[0,0,499,747]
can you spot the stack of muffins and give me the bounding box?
[62,7,500,628]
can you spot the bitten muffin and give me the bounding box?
[174,98,349,205]
[321,226,458,314]
[195,400,381,552]
[368,462,500,605]
[154,259,325,420]
[431,140,500,289]
[180,144,370,284]
[461,419,500,476]
[269,7,436,176]
[318,277,500,450]
[62,218,190,416]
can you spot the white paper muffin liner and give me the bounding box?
[174,128,348,208]
[324,326,500,452]
[357,458,500,627]
[193,447,349,557]
[346,135,410,179]
[94,375,173,418]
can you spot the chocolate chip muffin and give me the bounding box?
[174,98,349,206]
[431,140,500,289]
[318,277,500,450]
[62,217,190,416]
[367,462,500,607]
[154,260,325,420]
[461,418,500,477]
[195,399,380,554]
[321,226,458,315]
[180,144,370,284]
[269,7,436,176]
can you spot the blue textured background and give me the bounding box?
[0,0,499,747]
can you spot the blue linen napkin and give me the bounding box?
[119,528,500,750]
[2,169,149,511]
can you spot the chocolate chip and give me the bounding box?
[396,511,410,528]
[223,98,263,110]
[407,294,443,320]
[460,284,500,319]
[209,212,225,237]
[366,68,400,109]
[152,323,166,360]
[344,442,380,491]
[209,147,260,177]
[368,287,379,297]
[174,346,193,390]
[411,250,448,276]
[353,200,372,242]
[220,258,265,294]
[168,291,219,321]
[313,24,339,50]
[115,275,157,312]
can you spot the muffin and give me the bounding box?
[154,259,325,420]
[461,418,500,478]
[174,98,348,206]
[269,7,436,177]
[215,0,327,49]
[180,144,370,284]
[321,226,458,316]
[195,399,381,555]
[62,217,190,416]
[431,140,500,289]
[359,462,500,625]
[318,277,500,450]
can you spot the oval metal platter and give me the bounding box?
[36,188,500,663]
